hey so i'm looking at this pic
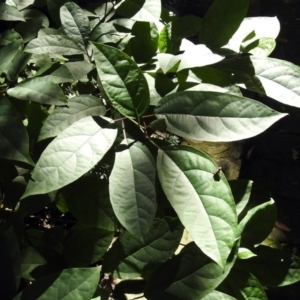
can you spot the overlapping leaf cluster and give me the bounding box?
[1,0,300,299]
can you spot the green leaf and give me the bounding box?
[0,41,21,75]
[157,145,237,267]
[202,290,236,300]
[0,30,23,46]
[109,139,156,239]
[200,0,248,49]
[237,248,257,260]
[245,38,276,58]
[144,242,238,300]
[24,35,82,56]
[154,91,287,142]
[219,268,267,300]
[21,116,117,198]
[20,246,66,280]
[0,3,25,21]
[92,42,150,117]
[158,24,181,54]
[14,18,43,44]
[236,245,300,287]
[7,78,67,106]
[47,0,68,25]
[229,180,253,215]
[13,266,101,300]
[178,44,224,71]
[60,2,90,51]
[0,95,33,165]
[116,0,161,23]
[38,95,105,141]
[224,56,300,108]
[6,51,32,82]
[63,223,113,267]
[237,199,276,246]
[157,53,181,74]
[21,8,50,28]
[103,218,183,279]
[130,21,158,63]
[0,227,21,300]
[63,176,115,231]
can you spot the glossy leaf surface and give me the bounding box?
[21,117,117,198]
[109,139,156,238]
[155,91,287,142]
[157,145,237,267]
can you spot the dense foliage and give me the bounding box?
[1,0,300,299]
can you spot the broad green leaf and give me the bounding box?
[39,61,94,83]
[237,199,276,246]
[157,53,181,74]
[0,30,23,46]
[144,242,238,300]
[6,51,32,81]
[224,56,300,108]
[116,0,161,23]
[143,73,161,106]
[157,145,237,267]
[109,139,156,238]
[0,95,33,165]
[13,266,101,300]
[63,176,115,231]
[63,223,113,267]
[178,44,224,71]
[219,268,267,300]
[14,18,43,44]
[202,290,236,300]
[237,248,257,260]
[245,38,276,58]
[236,245,300,287]
[92,42,149,117]
[155,91,287,142]
[21,116,117,198]
[20,246,66,280]
[103,218,183,279]
[130,21,158,63]
[0,227,20,300]
[0,41,21,75]
[60,2,90,50]
[200,0,248,49]
[229,180,253,215]
[0,3,25,21]
[38,95,105,141]
[158,24,181,54]
[7,78,67,106]
[24,35,82,56]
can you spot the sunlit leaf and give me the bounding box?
[103,218,183,279]
[109,139,156,239]
[0,95,34,166]
[155,91,287,142]
[157,145,237,267]
[92,42,149,117]
[21,117,117,198]
[0,3,25,21]
[39,95,105,141]
[7,78,67,106]
[202,290,236,300]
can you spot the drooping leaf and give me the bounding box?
[237,199,277,247]
[60,2,90,50]
[7,78,67,106]
[13,266,101,300]
[38,95,105,141]
[236,245,300,287]
[24,35,82,56]
[177,44,224,71]
[223,55,300,108]
[63,176,115,231]
[109,139,156,239]
[229,179,253,215]
[154,91,287,142]
[144,242,238,300]
[63,223,114,267]
[157,145,237,267]
[103,218,183,279]
[92,42,149,117]
[116,0,161,23]
[0,3,25,21]
[21,116,117,199]
[0,95,34,165]
[200,0,248,49]
[0,227,21,300]
[218,268,267,300]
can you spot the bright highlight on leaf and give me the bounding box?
[21,117,117,199]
